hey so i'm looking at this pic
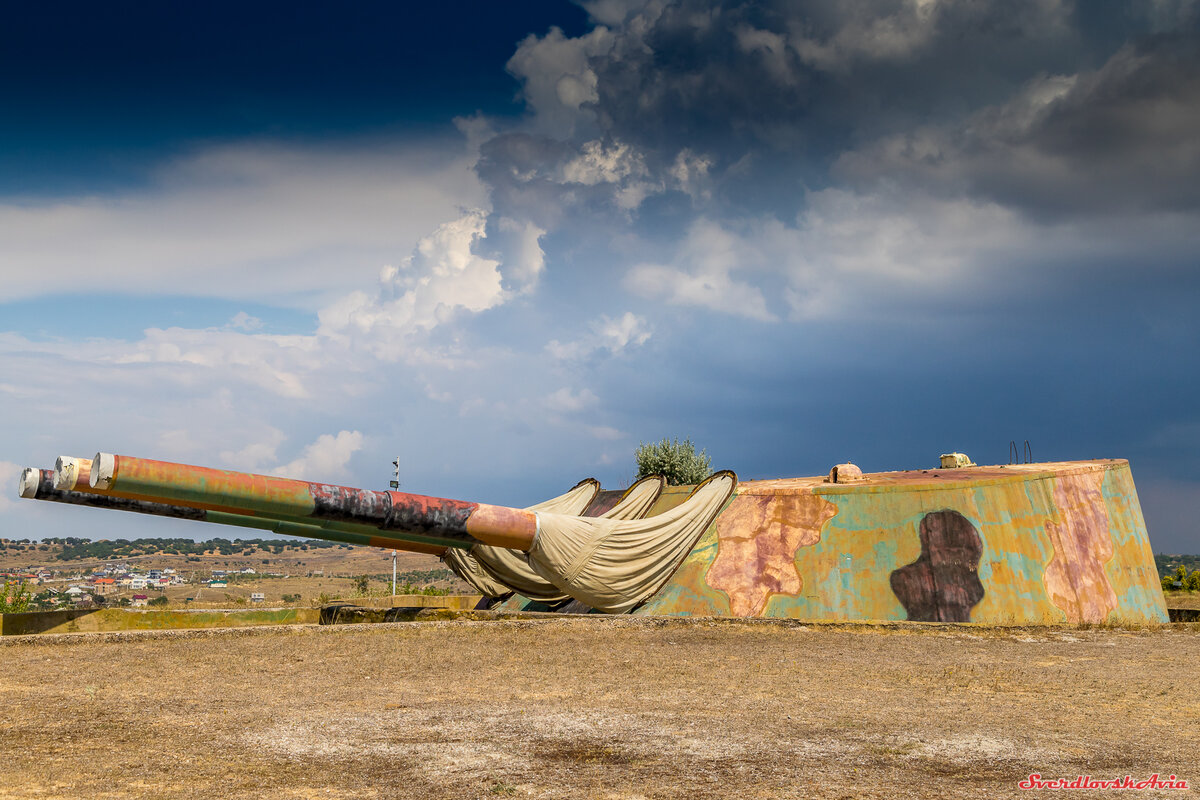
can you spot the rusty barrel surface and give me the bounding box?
[19,467,447,555]
[90,453,539,551]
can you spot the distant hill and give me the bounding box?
[0,537,348,562]
[1156,553,1200,578]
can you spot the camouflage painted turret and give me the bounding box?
[19,451,1169,623]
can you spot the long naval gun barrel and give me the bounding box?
[19,467,448,555]
[87,452,540,551]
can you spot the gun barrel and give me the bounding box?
[53,456,92,491]
[19,468,447,555]
[91,453,539,550]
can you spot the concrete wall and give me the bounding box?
[0,594,485,635]
[0,607,320,635]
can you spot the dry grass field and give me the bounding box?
[1,618,1197,799]
[1164,591,1200,610]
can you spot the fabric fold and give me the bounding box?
[528,471,736,613]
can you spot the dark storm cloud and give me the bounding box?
[465,0,1200,551]
[837,32,1200,215]
[582,0,1081,156]
[485,0,1200,220]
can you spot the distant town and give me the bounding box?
[0,536,468,612]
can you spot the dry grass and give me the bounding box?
[1,618,1197,799]
[1164,591,1200,610]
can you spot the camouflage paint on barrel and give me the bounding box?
[92,453,538,550]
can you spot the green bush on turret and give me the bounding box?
[634,437,712,486]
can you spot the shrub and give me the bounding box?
[148,596,169,607]
[0,580,32,613]
[634,437,712,486]
[1186,569,1200,592]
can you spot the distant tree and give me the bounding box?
[1163,574,1180,592]
[354,575,370,596]
[1186,569,1200,592]
[148,596,169,607]
[634,437,712,486]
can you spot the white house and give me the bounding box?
[250,592,265,603]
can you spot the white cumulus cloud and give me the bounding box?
[272,430,364,482]
[317,211,507,358]
[0,139,486,307]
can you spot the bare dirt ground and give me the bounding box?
[1,619,1197,799]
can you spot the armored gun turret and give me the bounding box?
[18,451,1169,623]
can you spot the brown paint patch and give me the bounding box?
[890,510,984,622]
[1044,471,1118,623]
[705,493,837,617]
[582,490,623,517]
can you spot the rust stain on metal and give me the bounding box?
[381,490,476,538]
[705,493,837,617]
[1044,471,1118,623]
[311,484,393,525]
[464,503,538,550]
[740,459,1129,495]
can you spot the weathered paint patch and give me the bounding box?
[890,510,984,622]
[583,490,623,517]
[1100,467,1169,622]
[29,469,208,521]
[634,521,730,616]
[962,477,1062,624]
[1044,471,1118,624]
[705,493,837,617]
[107,455,316,518]
[780,492,920,620]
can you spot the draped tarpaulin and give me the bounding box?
[528,471,736,613]
[441,478,599,598]
[444,475,668,600]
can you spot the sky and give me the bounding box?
[1,0,1198,552]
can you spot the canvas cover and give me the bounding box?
[443,475,668,600]
[528,471,737,613]
[442,478,600,598]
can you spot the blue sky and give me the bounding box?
[2,0,1198,553]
